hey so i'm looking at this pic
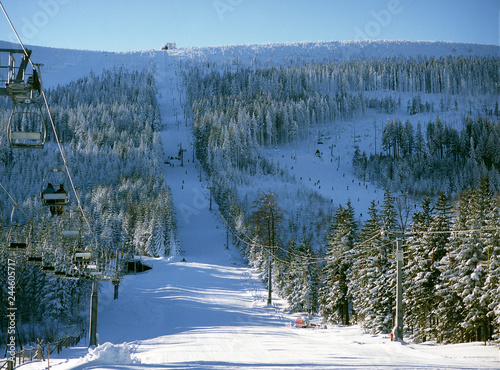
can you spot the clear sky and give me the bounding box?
[0,0,498,52]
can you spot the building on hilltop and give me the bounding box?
[162,42,176,50]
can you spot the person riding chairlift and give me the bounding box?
[42,183,56,216]
[55,184,67,215]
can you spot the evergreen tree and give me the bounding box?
[460,178,494,341]
[483,192,500,342]
[382,188,396,232]
[404,196,434,341]
[436,180,493,342]
[435,191,468,343]
[319,201,357,325]
[349,200,387,333]
[283,237,319,313]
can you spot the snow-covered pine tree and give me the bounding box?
[349,200,386,333]
[424,192,453,340]
[283,237,319,314]
[482,194,500,343]
[382,188,397,232]
[436,180,493,342]
[435,193,469,343]
[319,201,357,325]
[281,238,300,312]
[41,276,72,323]
[404,196,434,341]
[372,190,397,334]
[457,178,494,342]
[148,212,165,257]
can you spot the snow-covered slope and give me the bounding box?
[8,40,500,369]
[2,39,498,89]
[170,40,499,69]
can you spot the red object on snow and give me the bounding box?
[295,318,306,327]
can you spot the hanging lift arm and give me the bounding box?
[0,48,34,98]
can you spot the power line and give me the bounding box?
[217,202,499,268]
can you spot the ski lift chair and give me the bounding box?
[41,168,70,212]
[25,240,44,265]
[41,261,56,272]
[55,208,83,256]
[6,223,28,251]
[0,49,43,102]
[7,101,46,149]
[58,208,82,238]
[39,244,59,272]
[52,255,72,277]
[1,49,46,149]
[26,255,43,264]
[74,248,92,262]
[5,206,31,252]
[64,262,84,279]
[81,260,104,279]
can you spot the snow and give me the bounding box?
[10,40,500,369]
[260,121,386,222]
[81,342,139,365]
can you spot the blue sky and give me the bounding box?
[0,0,498,51]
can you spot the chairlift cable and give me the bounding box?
[0,2,31,61]
[0,181,31,221]
[1,2,97,246]
[40,89,96,244]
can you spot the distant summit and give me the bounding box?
[162,42,176,50]
[0,39,497,89]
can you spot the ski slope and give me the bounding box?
[13,41,500,369]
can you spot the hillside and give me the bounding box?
[0,40,499,369]
[2,39,498,89]
[17,40,500,369]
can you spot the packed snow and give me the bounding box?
[9,40,500,369]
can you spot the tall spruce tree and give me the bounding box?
[435,191,469,343]
[404,196,434,341]
[349,200,386,333]
[460,178,493,342]
[319,201,357,325]
[482,192,500,342]
[283,237,319,313]
[436,179,494,342]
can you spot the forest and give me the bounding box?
[0,68,178,346]
[182,53,500,344]
[0,47,498,349]
[353,114,500,195]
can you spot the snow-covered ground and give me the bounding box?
[260,118,387,222]
[11,41,500,369]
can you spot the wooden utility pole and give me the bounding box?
[394,238,404,341]
[112,251,120,300]
[179,142,187,167]
[112,279,120,300]
[250,193,282,306]
[267,252,272,305]
[209,186,212,211]
[267,209,275,306]
[89,279,98,346]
